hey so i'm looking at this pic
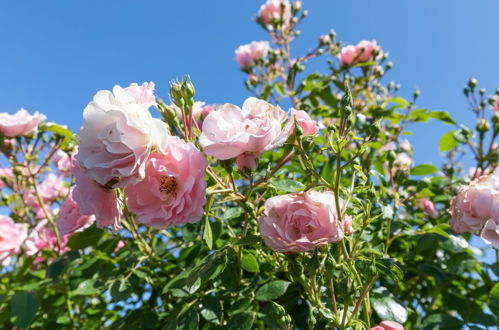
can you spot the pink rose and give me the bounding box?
[125,82,157,108]
[338,45,358,66]
[492,95,499,112]
[257,0,292,30]
[394,153,412,171]
[57,188,95,236]
[356,40,382,62]
[258,191,345,253]
[0,108,46,137]
[200,97,288,160]
[342,214,354,235]
[381,142,396,152]
[417,198,439,218]
[72,158,121,230]
[125,136,207,229]
[288,108,319,136]
[0,215,28,266]
[52,150,72,176]
[25,220,69,262]
[450,169,499,234]
[0,167,14,189]
[38,173,68,202]
[234,41,270,69]
[236,152,259,171]
[371,321,404,330]
[76,85,168,188]
[399,139,412,152]
[480,219,499,249]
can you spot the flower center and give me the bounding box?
[159,176,178,196]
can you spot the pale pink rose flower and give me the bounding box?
[0,215,28,266]
[199,97,288,160]
[125,136,207,229]
[236,153,259,171]
[38,173,68,202]
[320,34,331,45]
[76,85,169,188]
[417,198,439,218]
[234,41,270,69]
[342,214,354,235]
[288,109,319,136]
[356,40,382,62]
[480,219,499,249]
[57,188,95,236]
[0,167,14,189]
[258,191,344,253]
[399,139,412,152]
[25,220,69,262]
[0,108,46,137]
[370,321,404,330]
[125,82,156,108]
[52,150,72,176]
[72,158,121,230]
[450,169,499,233]
[394,152,412,171]
[492,95,499,112]
[338,45,358,66]
[257,0,292,29]
[381,142,396,152]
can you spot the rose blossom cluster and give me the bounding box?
[257,0,293,30]
[200,97,317,171]
[338,40,382,67]
[258,191,350,253]
[73,82,208,230]
[235,41,271,69]
[450,168,499,248]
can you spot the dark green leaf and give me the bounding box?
[68,225,104,250]
[255,280,290,301]
[490,283,499,309]
[421,314,464,330]
[200,295,223,325]
[235,235,262,246]
[224,311,255,330]
[10,291,39,329]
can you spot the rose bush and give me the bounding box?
[0,1,497,329]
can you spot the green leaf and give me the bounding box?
[200,295,223,325]
[73,279,100,296]
[428,111,455,125]
[490,283,499,310]
[10,291,39,329]
[421,314,464,329]
[224,311,255,330]
[255,280,290,301]
[68,225,104,250]
[203,217,213,250]
[241,253,259,273]
[372,296,407,323]
[41,122,74,150]
[410,164,439,176]
[224,207,244,220]
[177,309,199,330]
[271,179,305,193]
[110,280,132,301]
[235,235,262,246]
[438,130,458,152]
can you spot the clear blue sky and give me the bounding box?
[1,0,498,165]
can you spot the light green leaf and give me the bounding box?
[271,179,305,192]
[241,253,259,273]
[438,130,458,152]
[372,296,407,323]
[410,164,439,176]
[200,295,223,325]
[73,279,100,296]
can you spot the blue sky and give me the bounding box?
[0,0,498,165]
